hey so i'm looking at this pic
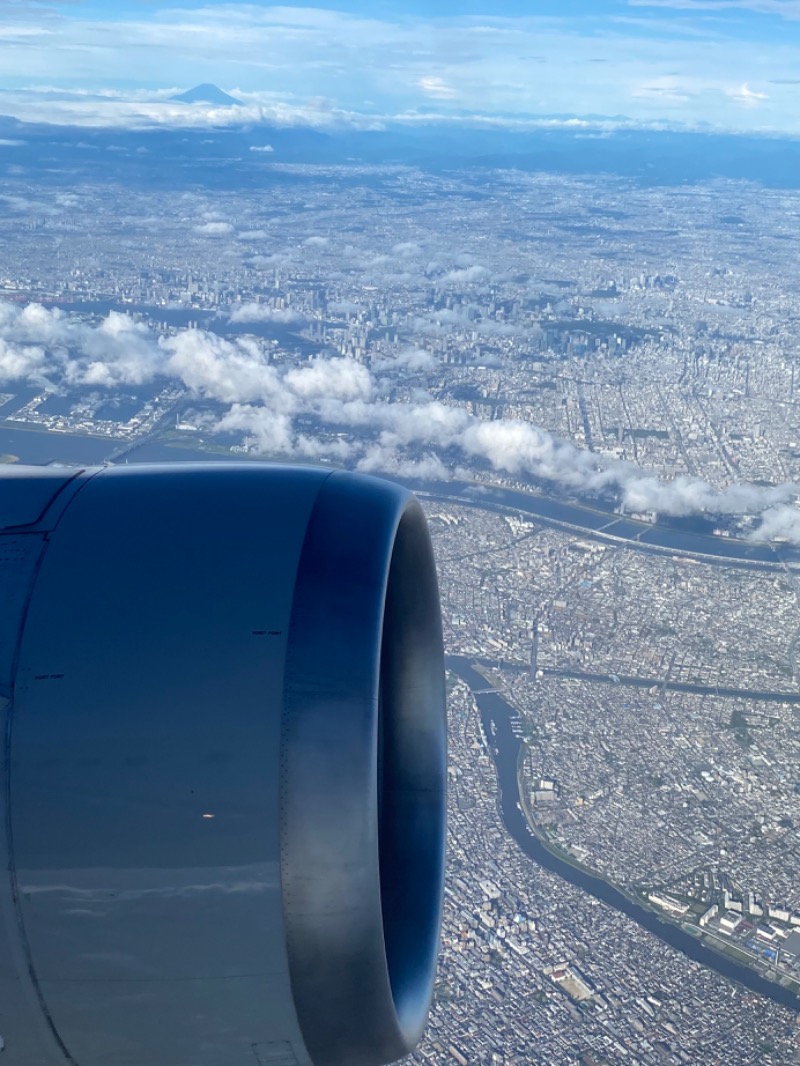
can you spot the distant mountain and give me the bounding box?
[170,84,242,107]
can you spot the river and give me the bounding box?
[407,479,798,570]
[0,426,793,569]
[447,655,800,1011]
[0,426,116,466]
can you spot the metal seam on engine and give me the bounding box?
[3,529,80,1064]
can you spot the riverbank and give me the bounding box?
[447,655,800,1012]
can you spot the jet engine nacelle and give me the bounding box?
[0,464,446,1066]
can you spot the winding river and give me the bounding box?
[448,655,800,1012]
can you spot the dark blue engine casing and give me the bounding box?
[0,463,446,1066]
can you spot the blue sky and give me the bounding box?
[1,0,799,133]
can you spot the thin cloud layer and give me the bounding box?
[1,301,799,541]
[0,4,796,133]
[630,1,800,15]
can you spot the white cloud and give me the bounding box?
[629,0,800,15]
[633,75,771,112]
[0,5,796,133]
[285,357,373,402]
[249,144,274,152]
[372,347,437,373]
[419,76,458,100]
[0,337,45,382]
[3,298,800,541]
[438,265,490,285]
[193,221,234,236]
[0,86,382,131]
[726,81,769,107]
[749,503,800,541]
[228,304,305,325]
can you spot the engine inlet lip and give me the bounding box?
[281,471,446,1066]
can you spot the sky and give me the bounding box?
[0,0,799,132]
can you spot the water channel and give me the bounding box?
[409,480,798,569]
[447,655,800,1012]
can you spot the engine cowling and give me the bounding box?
[0,463,446,1066]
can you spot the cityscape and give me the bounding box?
[4,96,800,1063]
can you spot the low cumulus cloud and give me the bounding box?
[748,504,800,543]
[228,304,306,326]
[372,347,438,372]
[2,301,799,541]
[247,253,291,268]
[392,241,422,257]
[194,221,234,236]
[412,307,522,339]
[438,265,491,285]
